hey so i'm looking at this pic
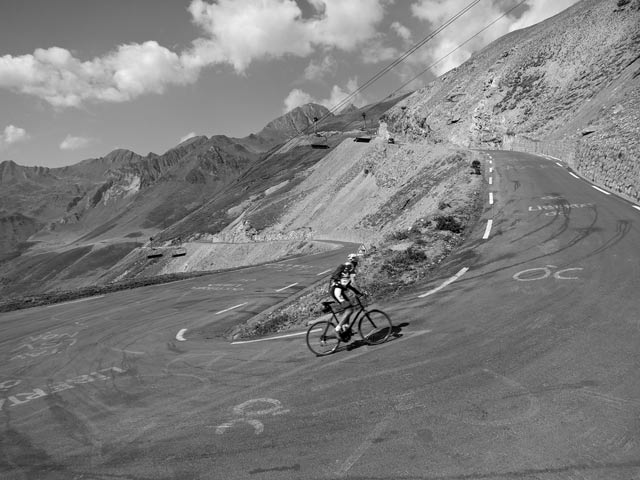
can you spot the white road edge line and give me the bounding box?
[489,192,494,205]
[45,295,105,308]
[276,282,298,292]
[634,206,640,212]
[176,329,187,341]
[317,269,332,276]
[569,172,579,179]
[215,302,248,315]
[232,330,309,344]
[482,219,493,240]
[555,162,562,167]
[418,267,469,298]
[592,185,611,195]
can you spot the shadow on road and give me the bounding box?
[343,322,409,352]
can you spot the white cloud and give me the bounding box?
[283,88,315,113]
[0,125,29,149]
[187,0,389,73]
[179,132,198,143]
[0,42,198,108]
[410,0,580,76]
[361,38,398,64]
[304,56,337,81]
[59,134,93,150]
[283,77,365,113]
[325,78,365,110]
[0,0,390,108]
[390,21,412,42]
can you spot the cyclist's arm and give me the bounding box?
[346,283,363,297]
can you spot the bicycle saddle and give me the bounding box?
[320,301,335,312]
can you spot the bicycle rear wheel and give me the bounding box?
[306,320,340,356]
[358,309,393,345]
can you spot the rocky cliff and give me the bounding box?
[384,0,640,202]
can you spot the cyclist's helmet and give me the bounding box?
[348,253,358,261]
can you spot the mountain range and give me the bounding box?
[1,0,638,302]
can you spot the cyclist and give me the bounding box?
[329,254,362,339]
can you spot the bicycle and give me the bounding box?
[305,295,393,356]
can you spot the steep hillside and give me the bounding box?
[384,0,640,201]
[250,135,478,244]
[147,99,406,245]
[0,213,42,262]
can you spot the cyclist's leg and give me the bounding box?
[331,286,349,332]
[339,305,353,331]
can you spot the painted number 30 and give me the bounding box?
[513,265,583,282]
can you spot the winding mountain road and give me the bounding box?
[1,150,639,479]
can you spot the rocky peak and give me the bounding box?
[257,103,333,141]
[0,159,54,184]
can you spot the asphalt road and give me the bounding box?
[1,151,640,479]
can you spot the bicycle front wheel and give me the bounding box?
[306,320,340,356]
[358,309,393,345]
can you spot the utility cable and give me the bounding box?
[333,0,529,134]
[385,0,528,100]
[301,0,483,134]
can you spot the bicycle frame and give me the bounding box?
[328,295,367,331]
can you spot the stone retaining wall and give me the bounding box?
[501,134,640,204]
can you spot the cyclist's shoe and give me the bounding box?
[338,328,352,342]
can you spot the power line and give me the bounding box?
[328,0,530,136]
[385,0,529,100]
[302,0,484,134]
[336,0,529,135]
[332,0,483,115]
[293,0,529,144]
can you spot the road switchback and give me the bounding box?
[1,151,640,479]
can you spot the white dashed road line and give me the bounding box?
[556,162,562,167]
[418,267,469,298]
[569,172,579,179]
[489,177,493,185]
[482,219,493,240]
[215,302,248,315]
[592,185,611,195]
[176,329,188,341]
[489,192,494,205]
[317,269,332,276]
[276,283,299,292]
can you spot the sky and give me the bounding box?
[0,0,580,168]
